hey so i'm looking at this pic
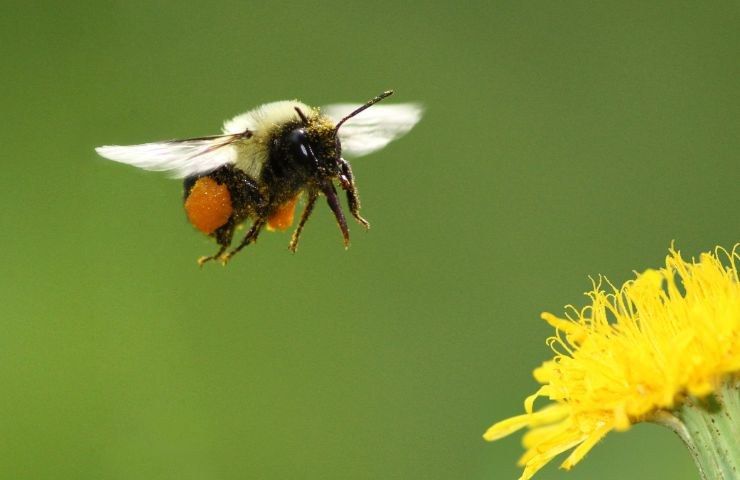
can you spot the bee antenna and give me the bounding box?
[294,107,309,125]
[334,90,394,133]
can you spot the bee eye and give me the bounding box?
[288,128,310,160]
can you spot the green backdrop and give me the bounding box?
[1,1,737,479]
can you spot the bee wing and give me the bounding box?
[95,132,247,178]
[322,103,423,157]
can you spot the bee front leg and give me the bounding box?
[220,218,266,264]
[338,157,370,229]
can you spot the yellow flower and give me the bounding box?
[484,245,740,480]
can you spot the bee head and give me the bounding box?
[288,90,394,182]
[287,107,342,181]
[282,112,350,246]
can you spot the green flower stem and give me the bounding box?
[652,379,739,480]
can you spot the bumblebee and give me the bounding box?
[96,91,422,265]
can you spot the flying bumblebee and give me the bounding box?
[96,91,422,266]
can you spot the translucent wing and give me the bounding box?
[95,132,247,178]
[322,103,423,157]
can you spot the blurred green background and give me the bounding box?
[1,1,737,479]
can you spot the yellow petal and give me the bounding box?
[560,422,612,470]
[483,413,532,441]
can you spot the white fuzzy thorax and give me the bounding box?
[224,100,314,179]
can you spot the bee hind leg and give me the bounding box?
[197,222,235,267]
[220,218,266,265]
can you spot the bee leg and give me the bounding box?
[338,157,370,229]
[197,221,235,267]
[220,218,266,264]
[320,181,351,248]
[197,246,227,267]
[288,189,319,253]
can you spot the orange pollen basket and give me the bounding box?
[184,177,233,234]
[267,195,300,231]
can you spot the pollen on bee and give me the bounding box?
[184,177,233,234]
[267,195,300,231]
